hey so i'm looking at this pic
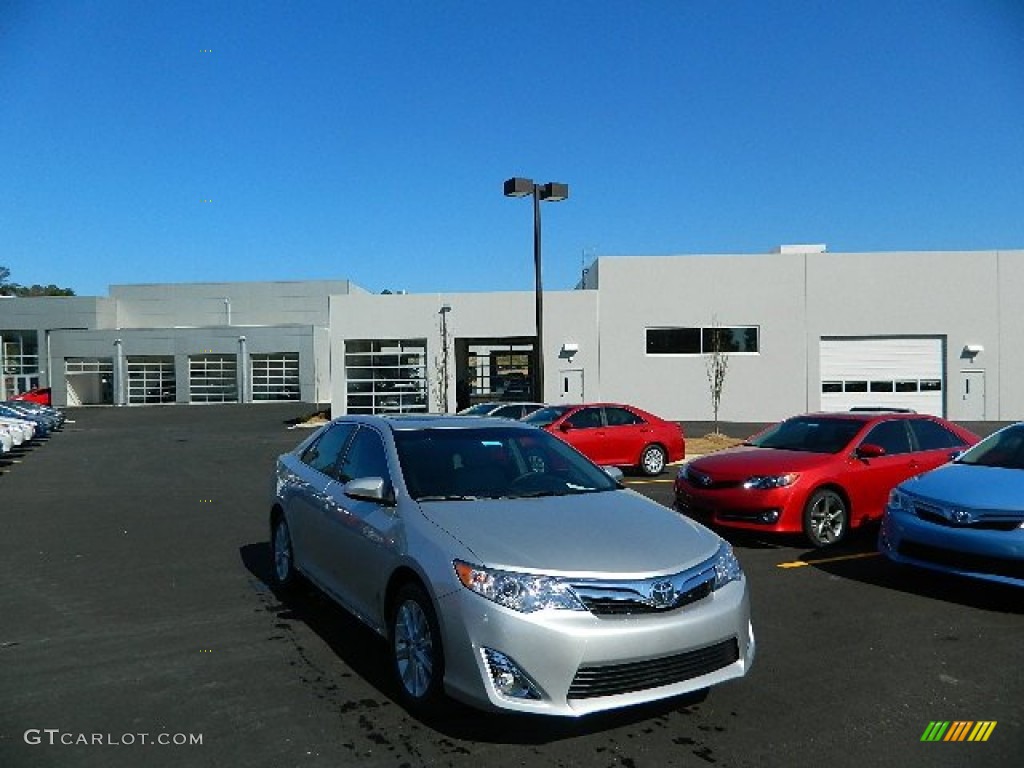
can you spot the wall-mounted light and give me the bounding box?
[560,342,579,362]
[963,344,984,358]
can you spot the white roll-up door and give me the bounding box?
[820,337,945,416]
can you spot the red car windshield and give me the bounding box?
[749,417,864,454]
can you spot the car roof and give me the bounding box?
[795,411,938,423]
[332,413,538,432]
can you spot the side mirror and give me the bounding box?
[856,443,886,459]
[603,466,625,483]
[344,476,395,506]
[559,421,574,432]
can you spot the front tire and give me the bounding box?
[803,489,848,547]
[390,583,446,712]
[639,444,667,476]
[271,515,299,588]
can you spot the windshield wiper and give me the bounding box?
[415,494,480,502]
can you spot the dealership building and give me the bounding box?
[1,247,1021,422]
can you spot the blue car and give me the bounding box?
[880,423,1024,587]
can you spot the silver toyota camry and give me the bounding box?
[270,414,755,716]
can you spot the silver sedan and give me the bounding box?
[270,414,755,716]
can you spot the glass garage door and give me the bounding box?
[251,353,300,401]
[188,354,238,403]
[345,339,427,414]
[127,356,176,404]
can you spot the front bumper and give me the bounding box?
[436,576,754,716]
[879,506,1024,587]
[674,479,804,534]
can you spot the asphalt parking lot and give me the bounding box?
[1,406,1020,768]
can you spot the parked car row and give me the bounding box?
[0,399,65,461]
[265,402,1019,721]
[672,410,1023,586]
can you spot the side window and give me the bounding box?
[862,420,912,456]
[605,407,643,427]
[909,419,967,451]
[300,424,356,478]
[337,426,392,484]
[567,407,603,429]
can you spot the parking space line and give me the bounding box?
[623,478,675,484]
[777,552,881,569]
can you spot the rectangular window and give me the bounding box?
[894,380,919,392]
[646,326,759,355]
[870,381,895,392]
[821,381,842,393]
[920,379,942,392]
[844,380,868,393]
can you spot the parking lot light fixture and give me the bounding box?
[503,176,570,402]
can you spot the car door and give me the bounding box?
[287,423,356,585]
[559,406,609,464]
[319,425,401,627]
[602,406,648,466]
[849,420,917,521]
[907,418,972,472]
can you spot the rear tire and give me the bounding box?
[639,444,667,476]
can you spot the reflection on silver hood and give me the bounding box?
[418,489,722,578]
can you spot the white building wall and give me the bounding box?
[329,290,599,416]
[591,253,809,422]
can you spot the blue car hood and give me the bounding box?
[903,463,1024,513]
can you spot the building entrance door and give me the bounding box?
[559,369,584,403]
[960,370,985,421]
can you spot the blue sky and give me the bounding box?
[2,0,1023,297]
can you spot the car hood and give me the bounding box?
[688,446,833,479]
[417,490,721,577]
[902,463,1024,513]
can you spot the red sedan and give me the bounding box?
[522,402,685,476]
[674,412,978,547]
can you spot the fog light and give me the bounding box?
[483,649,542,700]
[760,509,780,524]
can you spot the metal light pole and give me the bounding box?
[503,177,569,402]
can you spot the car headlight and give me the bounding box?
[713,542,743,590]
[887,487,911,512]
[742,473,798,490]
[454,561,586,613]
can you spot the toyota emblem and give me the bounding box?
[649,580,676,608]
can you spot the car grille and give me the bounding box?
[568,639,739,700]
[913,503,1021,531]
[576,579,713,615]
[898,541,1024,580]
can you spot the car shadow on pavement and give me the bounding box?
[239,542,711,744]
[797,535,1023,614]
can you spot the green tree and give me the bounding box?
[0,266,75,296]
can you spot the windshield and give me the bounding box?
[955,424,1024,469]
[748,416,864,454]
[457,403,498,416]
[521,405,572,428]
[394,426,619,500]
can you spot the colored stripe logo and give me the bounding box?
[921,721,997,742]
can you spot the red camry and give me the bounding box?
[522,402,685,476]
[674,411,979,547]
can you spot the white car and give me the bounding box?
[0,424,13,454]
[0,416,35,445]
